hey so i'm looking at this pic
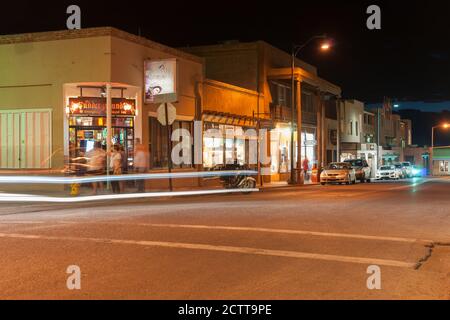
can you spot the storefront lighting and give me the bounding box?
[123,103,132,111]
[71,102,80,112]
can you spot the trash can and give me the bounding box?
[311,167,319,183]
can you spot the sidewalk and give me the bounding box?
[259,180,320,191]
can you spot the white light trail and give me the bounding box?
[0,188,259,203]
[0,170,257,185]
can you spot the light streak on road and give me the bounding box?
[0,188,259,203]
[0,170,257,185]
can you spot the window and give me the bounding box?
[203,123,252,168]
[149,118,193,169]
[329,129,337,146]
[302,92,315,113]
[269,82,291,107]
[349,121,353,135]
[355,121,359,136]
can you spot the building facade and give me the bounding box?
[0,28,204,188]
[183,41,341,182]
[1,28,345,186]
[367,100,413,166]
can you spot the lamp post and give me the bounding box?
[289,35,330,184]
[431,123,450,149]
[431,123,450,175]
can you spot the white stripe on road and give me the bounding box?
[0,232,416,268]
[123,223,432,244]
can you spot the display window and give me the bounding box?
[69,116,135,170]
[203,123,252,169]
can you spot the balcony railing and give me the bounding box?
[270,104,317,125]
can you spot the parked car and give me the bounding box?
[394,163,406,179]
[320,162,357,185]
[401,162,413,178]
[344,159,371,183]
[376,165,400,180]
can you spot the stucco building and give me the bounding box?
[183,41,341,182]
[0,27,203,182]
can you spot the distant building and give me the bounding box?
[432,147,450,176]
[367,98,413,166]
[338,99,365,161]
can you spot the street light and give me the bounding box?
[289,35,331,185]
[431,123,450,149]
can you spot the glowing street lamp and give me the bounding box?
[289,35,332,184]
[320,42,331,51]
[431,123,450,148]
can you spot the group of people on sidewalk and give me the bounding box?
[85,139,149,195]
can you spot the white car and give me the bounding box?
[376,165,400,180]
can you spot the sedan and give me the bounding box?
[376,165,400,180]
[320,163,357,185]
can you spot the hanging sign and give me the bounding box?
[144,59,177,104]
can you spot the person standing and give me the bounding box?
[302,157,310,182]
[86,142,106,195]
[119,144,127,193]
[110,144,122,194]
[134,140,149,193]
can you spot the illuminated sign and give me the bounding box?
[68,97,136,116]
[144,59,177,104]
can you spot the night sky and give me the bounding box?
[2,0,450,106]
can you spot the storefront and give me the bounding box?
[1,27,203,174]
[270,124,317,181]
[432,147,450,176]
[203,122,257,169]
[270,124,294,178]
[67,95,136,170]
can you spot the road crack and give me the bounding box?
[414,242,450,270]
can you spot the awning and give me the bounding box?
[202,110,267,128]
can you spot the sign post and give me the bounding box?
[146,59,178,192]
[165,103,173,191]
[157,103,176,191]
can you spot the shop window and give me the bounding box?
[69,116,135,170]
[203,123,251,169]
[149,118,193,169]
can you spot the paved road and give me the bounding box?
[0,178,449,299]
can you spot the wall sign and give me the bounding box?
[144,59,177,104]
[68,97,136,116]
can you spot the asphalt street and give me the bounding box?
[0,178,449,299]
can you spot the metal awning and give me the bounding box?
[202,110,261,127]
